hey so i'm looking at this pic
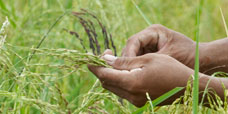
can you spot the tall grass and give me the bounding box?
[193,0,204,113]
[0,0,228,113]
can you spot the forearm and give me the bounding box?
[200,38,228,74]
[199,73,228,103]
[160,71,228,106]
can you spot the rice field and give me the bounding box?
[0,0,228,113]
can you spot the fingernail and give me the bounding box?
[104,49,112,53]
[103,54,117,62]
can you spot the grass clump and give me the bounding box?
[0,9,124,114]
[0,0,228,113]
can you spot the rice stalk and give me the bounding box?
[0,90,65,113]
[31,48,109,67]
[193,0,204,113]
[71,9,117,56]
[0,17,9,48]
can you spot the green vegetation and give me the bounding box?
[0,0,228,113]
[193,0,204,113]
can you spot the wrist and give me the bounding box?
[199,73,228,101]
[198,42,211,73]
[187,42,210,73]
[199,39,228,74]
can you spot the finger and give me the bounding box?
[121,37,140,57]
[122,25,162,57]
[101,49,115,63]
[101,49,113,56]
[87,49,113,67]
[88,65,138,89]
[103,54,146,70]
[102,84,132,100]
[102,54,117,64]
[103,84,147,107]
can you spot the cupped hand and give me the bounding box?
[122,24,204,70]
[88,50,194,107]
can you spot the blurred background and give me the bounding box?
[0,0,227,113]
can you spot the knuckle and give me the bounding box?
[148,24,169,33]
[142,53,153,58]
[149,24,164,29]
[140,54,153,63]
[126,37,135,44]
[113,58,123,67]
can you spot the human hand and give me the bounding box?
[88,50,194,107]
[122,24,208,72]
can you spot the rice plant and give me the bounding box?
[0,0,228,113]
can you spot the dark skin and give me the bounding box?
[88,24,228,107]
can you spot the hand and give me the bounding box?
[88,50,194,107]
[122,24,206,71]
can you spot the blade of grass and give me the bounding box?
[131,0,152,25]
[220,8,228,37]
[221,83,228,112]
[220,7,228,112]
[132,104,149,114]
[199,73,216,107]
[0,0,9,13]
[133,87,184,114]
[152,87,184,106]
[28,11,69,62]
[193,0,204,113]
[6,10,70,94]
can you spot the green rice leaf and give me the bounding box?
[193,0,204,113]
[220,8,228,37]
[133,87,184,114]
[152,87,184,107]
[131,0,152,25]
[132,104,149,114]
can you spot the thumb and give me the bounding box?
[103,54,145,70]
